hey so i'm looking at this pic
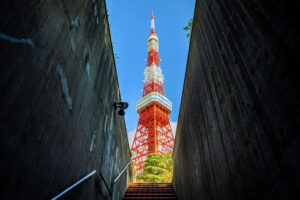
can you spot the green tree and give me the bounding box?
[183,18,193,39]
[137,153,173,183]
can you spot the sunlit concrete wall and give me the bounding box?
[173,0,299,199]
[0,0,133,199]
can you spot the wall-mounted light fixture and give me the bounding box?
[114,102,128,116]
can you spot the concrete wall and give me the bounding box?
[0,0,133,199]
[173,0,299,199]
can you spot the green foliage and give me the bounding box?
[183,18,193,39]
[137,153,173,183]
[112,42,119,59]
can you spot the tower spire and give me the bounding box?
[147,12,160,68]
[151,11,155,33]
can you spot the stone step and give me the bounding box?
[128,186,173,189]
[124,197,177,200]
[123,183,177,200]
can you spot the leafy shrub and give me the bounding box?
[137,153,173,183]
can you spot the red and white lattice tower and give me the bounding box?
[131,12,174,175]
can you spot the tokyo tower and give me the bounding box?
[131,13,175,175]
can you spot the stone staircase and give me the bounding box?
[123,183,177,200]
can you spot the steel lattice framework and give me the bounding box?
[131,13,174,175]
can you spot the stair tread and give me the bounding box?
[127,189,174,192]
[124,183,176,200]
[128,187,173,190]
[125,193,176,195]
[128,188,173,189]
[129,183,172,184]
[130,183,172,185]
[124,198,177,200]
[129,185,172,186]
[127,190,174,191]
[125,195,176,197]
[129,185,173,187]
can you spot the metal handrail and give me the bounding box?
[51,159,132,199]
[113,159,132,183]
[51,170,97,200]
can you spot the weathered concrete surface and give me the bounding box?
[173,0,299,199]
[0,0,133,199]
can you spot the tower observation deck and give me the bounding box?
[131,13,175,175]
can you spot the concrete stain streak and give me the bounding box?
[104,115,108,131]
[71,16,79,28]
[0,32,34,48]
[109,111,114,131]
[94,5,98,17]
[70,37,75,53]
[56,65,73,110]
[86,62,90,79]
[89,132,96,152]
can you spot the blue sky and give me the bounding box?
[106,0,195,146]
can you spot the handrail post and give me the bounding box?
[99,172,112,196]
[111,182,115,200]
[111,159,132,200]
